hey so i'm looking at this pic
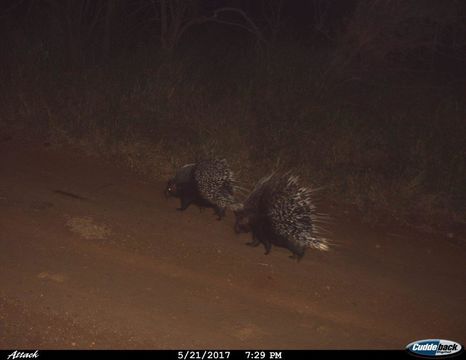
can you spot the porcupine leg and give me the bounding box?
[214,206,226,220]
[288,245,305,261]
[245,233,261,247]
[177,196,194,211]
[289,253,304,262]
[263,240,272,255]
[263,241,272,255]
[256,223,272,255]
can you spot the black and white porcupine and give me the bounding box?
[234,173,329,260]
[165,159,242,220]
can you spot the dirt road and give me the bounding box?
[0,138,464,349]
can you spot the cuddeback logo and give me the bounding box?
[406,339,463,357]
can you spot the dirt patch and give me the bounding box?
[37,271,67,283]
[66,216,112,240]
[0,140,464,349]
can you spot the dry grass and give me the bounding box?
[1,42,464,232]
[66,216,112,240]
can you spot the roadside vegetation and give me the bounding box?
[1,0,464,230]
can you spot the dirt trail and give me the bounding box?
[0,139,464,349]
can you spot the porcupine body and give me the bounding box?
[165,159,241,220]
[234,173,329,260]
[165,163,205,209]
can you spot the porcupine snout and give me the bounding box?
[233,209,251,234]
[164,179,176,198]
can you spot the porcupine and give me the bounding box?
[165,159,242,220]
[234,172,329,260]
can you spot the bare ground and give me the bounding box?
[0,138,464,349]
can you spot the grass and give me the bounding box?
[1,39,464,231]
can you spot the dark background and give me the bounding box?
[1,0,465,227]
